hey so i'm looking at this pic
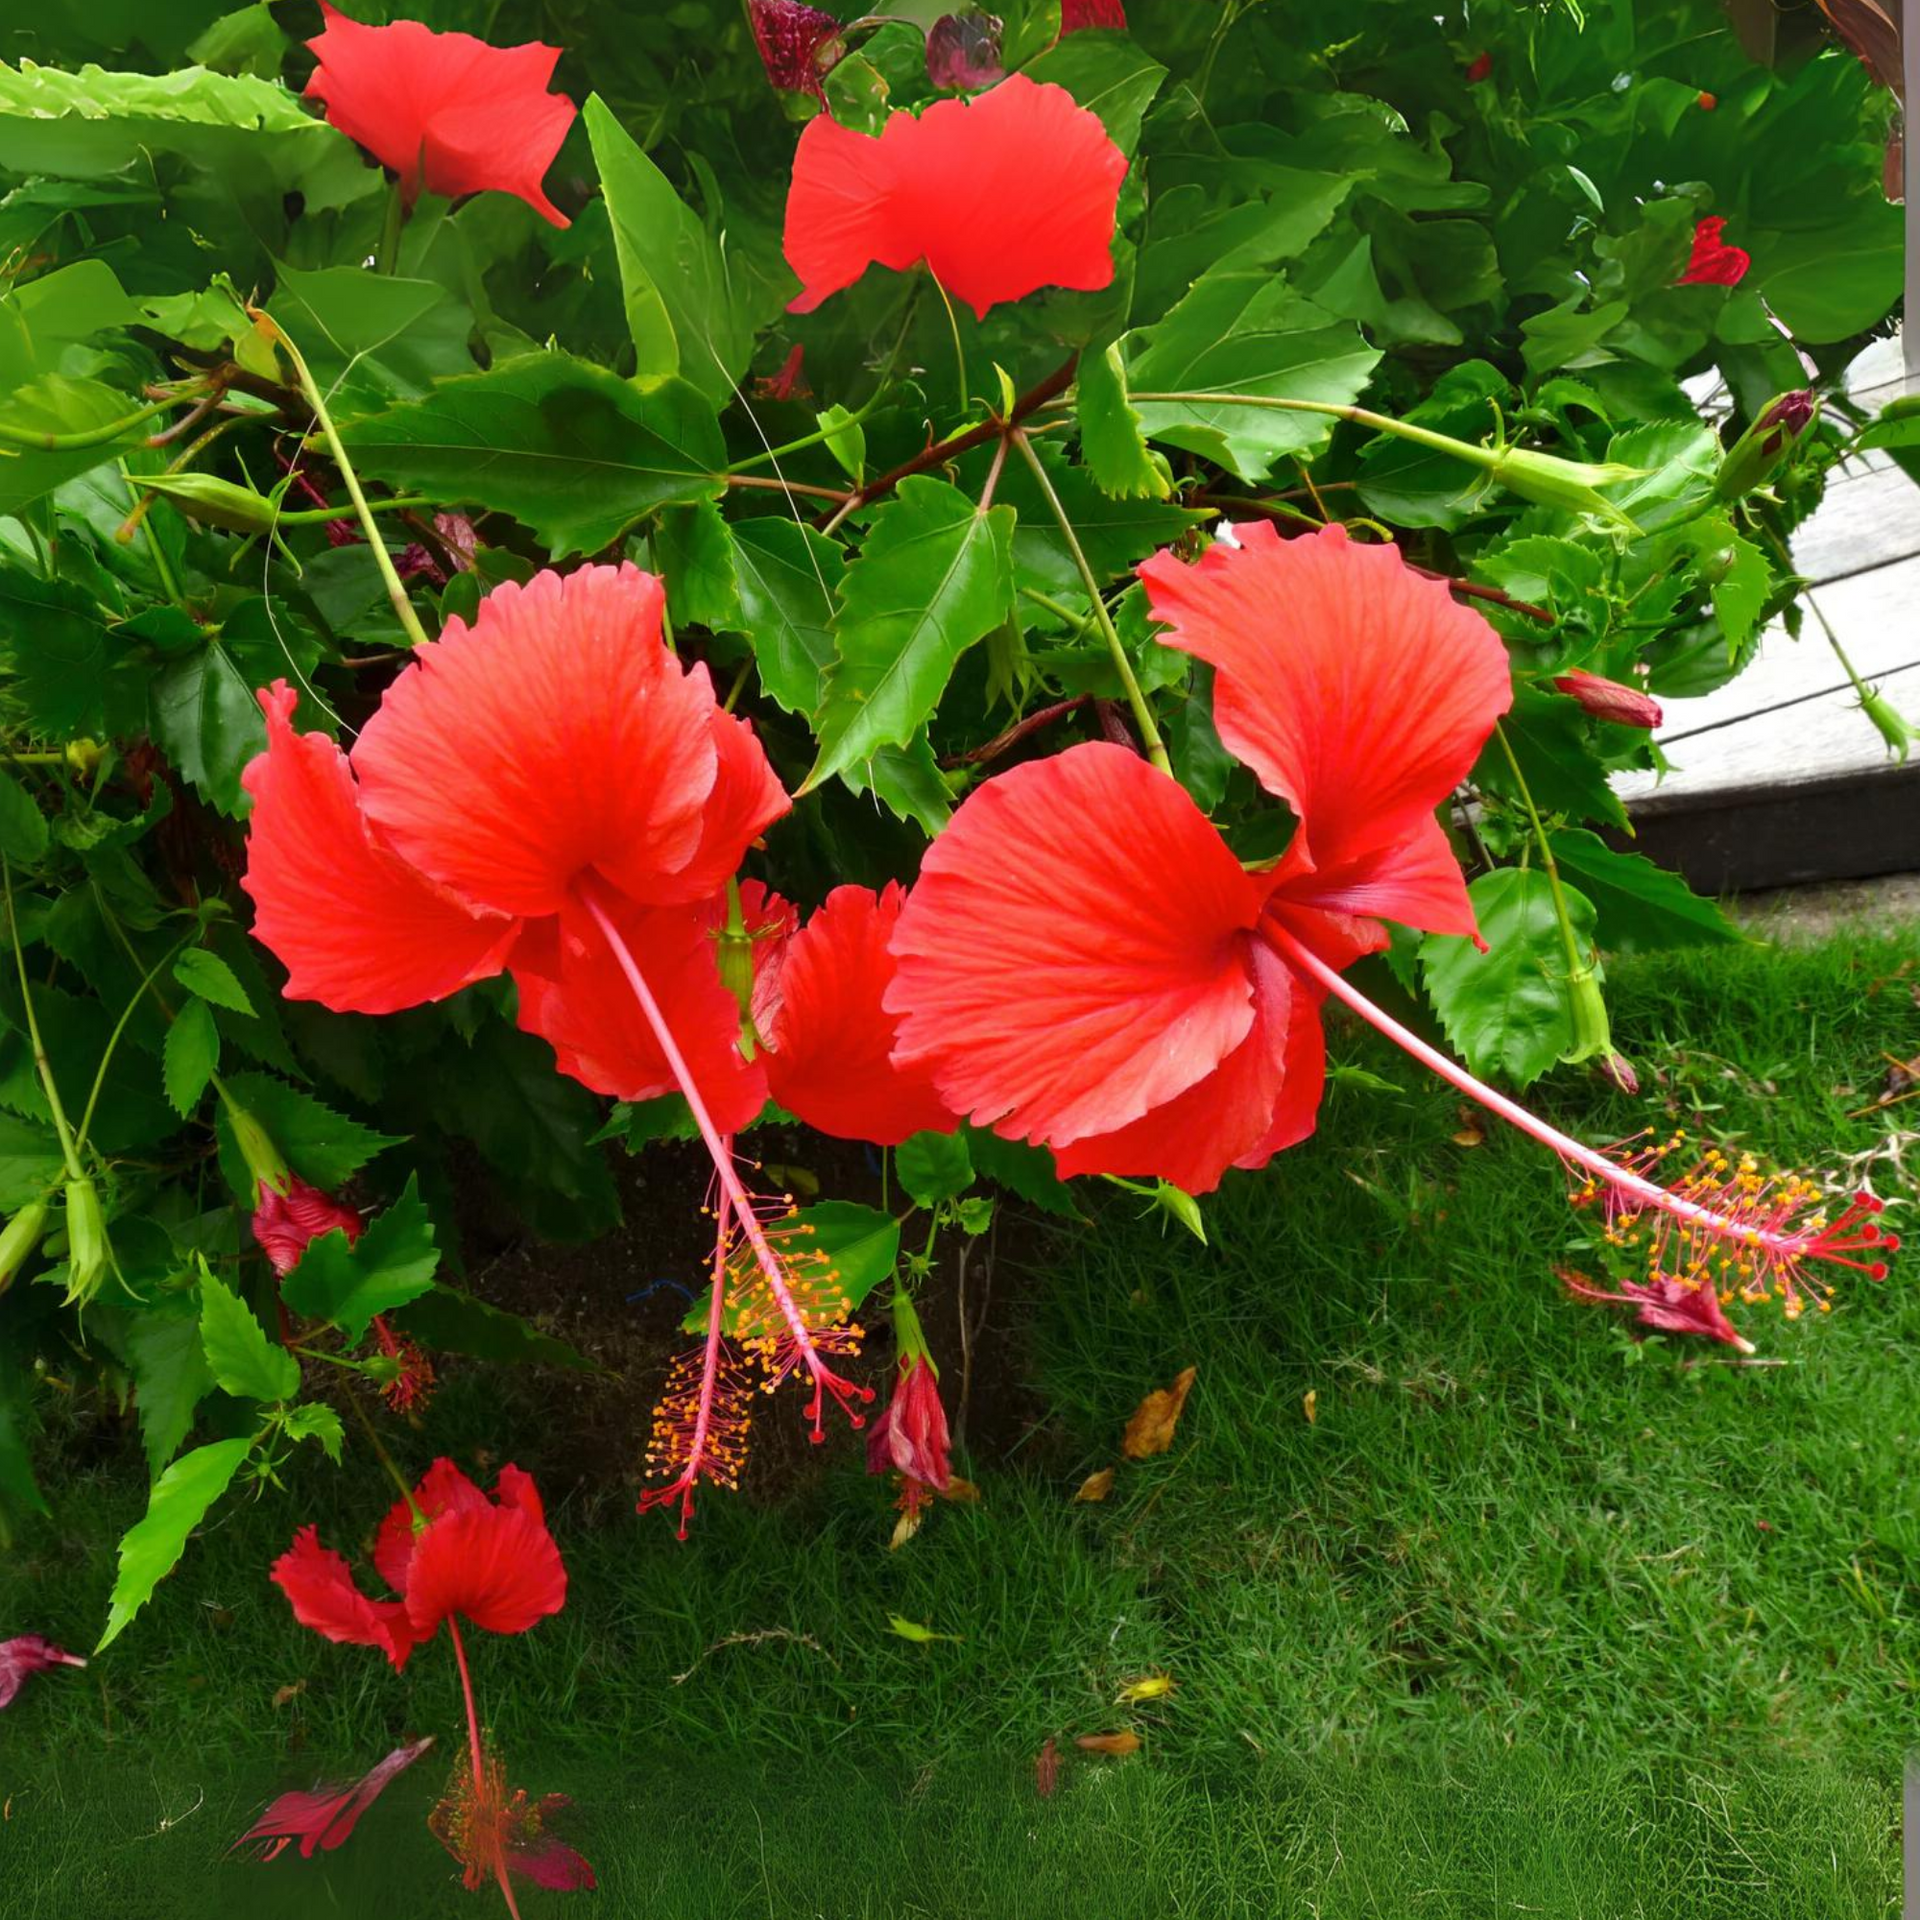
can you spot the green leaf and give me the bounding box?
[0,561,143,737]
[1353,360,1509,532]
[654,499,742,630]
[965,1128,1083,1219]
[732,518,845,716]
[269,262,473,407]
[1420,869,1597,1088]
[281,1403,344,1464]
[199,1267,299,1402]
[0,377,153,520]
[682,1200,900,1335]
[1127,273,1382,483]
[162,998,220,1117]
[0,1114,67,1210]
[280,1175,439,1343]
[0,768,47,865]
[215,1071,401,1198]
[119,1302,213,1479]
[173,948,254,1017]
[394,1284,595,1371]
[1076,342,1168,500]
[0,1338,48,1536]
[98,1436,254,1651]
[1709,533,1772,650]
[1476,686,1628,831]
[149,636,265,819]
[1548,831,1742,955]
[341,354,725,560]
[896,1130,974,1208]
[886,1613,960,1644]
[1022,31,1166,153]
[805,476,1015,792]
[838,734,954,838]
[0,260,139,389]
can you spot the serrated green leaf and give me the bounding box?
[0,377,153,521]
[162,998,220,1116]
[1548,831,1742,955]
[119,1302,213,1479]
[732,518,845,716]
[149,636,265,819]
[805,476,1015,791]
[654,499,742,630]
[173,947,254,1016]
[341,354,725,560]
[98,1436,254,1651]
[281,1402,344,1463]
[1709,533,1772,650]
[964,1128,1083,1218]
[0,767,47,865]
[680,1200,900,1334]
[0,562,143,738]
[0,1114,66,1210]
[1022,31,1166,153]
[1420,869,1597,1088]
[394,1284,595,1371]
[280,1175,438,1342]
[838,734,953,837]
[215,1071,401,1198]
[1076,342,1168,500]
[199,1268,298,1401]
[897,1130,974,1208]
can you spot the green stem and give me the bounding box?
[374,178,407,276]
[270,494,431,526]
[726,390,887,475]
[0,392,199,453]
[1492,722,1586,984]
[928,269,968,413]
[1008,428,1169,773]
[3,860,85,1182]
[255,313,432,651]
[72,935,192,1158]
[117,459,182,604]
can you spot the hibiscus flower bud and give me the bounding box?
[1715,390,1817,502]
[927,11,1004,90]
[1552,669,1662,730]
[866,1352,953,1492]
[222,1092,290,1198]
[1560,962,1613,1067]
[0,1199,48,1293]
[254,1176,365,1278]
[1597,1052,1641,1097]
[749,0,845,97]
[1858,685,1916,764]
[62,1175,107,1307]
[1484,445,1645,528]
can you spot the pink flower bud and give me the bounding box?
[1552,669,1662,730]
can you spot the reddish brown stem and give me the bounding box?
[939,695,1091,768]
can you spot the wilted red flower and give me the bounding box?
[927,12,1004,91]
[304,4,577,227]
[754,342,810,403]
[430,1743,596,1895]
[232,1736,435,1862]
[0,1635,84,1711]
[888,525,1514,1193]
[1465,50,1493,81]
[1060,0,1126,27]
[783,72,1128,319]
[1559,1267,1754,1352]
[371,1315,436,1416]
[1552,669,1663,730]
[271,1459,564,1670]
[1678,215,1750,287]
[748,0,845,98]
[866,1354,953,1493]
[253,1175,363,1277]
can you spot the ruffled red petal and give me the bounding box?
[232,1737,435,1862]
[402,1503,567,1638]
[1232,971,1328,1169]
[887,743,1264,1149]
[1061,0,1127,26]
[352,566,725,921]
[1139,524,1512,897]
[240,683,517,1016]
[513,897,768,1131]
[763,883,956,1146]
[647,676,791,908]
[271,1527,419,1670]
[1266,812,1479,945]
[1052,938,1299,1192]
[784,73,1127,320]
[372,1457,490,1596]
[304,4,576,226]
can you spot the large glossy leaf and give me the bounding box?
[805,476,1015,791]
[98,1435,254,1650]
[340,354,725,559]
[149,634,265,819]
[1075,342,1168,501]
[1548,831,1742,955]
[281,1175,439,1343]
[198,1267,298,1402]
[1021,31,1167,153]
[731,518,845,716]
[0,561,145,737]
[118,1301,213,1479]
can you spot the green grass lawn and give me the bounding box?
[3,926,1917,1917]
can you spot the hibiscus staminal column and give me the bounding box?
[576,883,870,1439]
[1262,919,1897,1315]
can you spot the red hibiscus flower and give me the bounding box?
[1061,0,1127,27]
[1677,215,1750,288]
[782,72,1128,319]
[252,1175,362,1277]
[1552,669,1662,730]
[1560,1268,1755,1353]
[0,1634,85,1711]
[233,1736,436,1863]
[887,524,1514,1194]
[304,4,577,227]
[271,1458,565,1671]
[431,1746,596,1896]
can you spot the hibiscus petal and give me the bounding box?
[1267,812,1479,943]
[0,1635,84,1712]
[1052,939,1300,1193]
[402,1505,567,1638]
[233,1736,436,1862]
[1233,972,1328,1169]
[887,743,1264,1148]
[240,683,517,1016]
[1139,523,1513,880]
[510,1833,598,1891]
[784,73,1128,320]
[764,883,956,1146]
[646,679,791,908]
[372,1458,491,1595]
[271,1527,418,1670]
[351,566,723,921]
[513,897,768,1133]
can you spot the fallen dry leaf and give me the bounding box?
[1035,1736,1060,1799]
[1115,1673,1175,1705]
[890,1505,923,1550]
[1123,1366,1196,1459]
[1074,1468,1116,1504]
[271,1680,306,1709]
[1075,1730,1142,1756]
[938,1475,981,1505]
[1303,1388,1317,1426]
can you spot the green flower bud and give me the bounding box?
[63,738,102,778]
[1859,686,1915,764]
[127,472,285,534]
[1152,1181,1208,1246]
[1561,962,1613,1066]
[1485,446,1646,529]
[0,1198,49,1292]
[62,1176,107,1307]
[1715,390,1816,503]
[222,1092,290,1198]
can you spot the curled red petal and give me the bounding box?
[351,566,724,921]
[304,4,576,226]
[402,1503,567,1638]
[887,743,1264,1149]
[513,897,768,1131]
[270,1527,419,1670]
[233,1736,436,1862]
[648,679,791,908]
[0,1635,85,1712]
[1139,523,1512,888]
[372,1457,491,1596]
[1677,216,1750,288]
[1267,811,1479,946]
[763,883,957,1146]
[1061,0,1127,26]
[253,1175,363,1278]
[240,683,517,1016]
[783,73,1127,320]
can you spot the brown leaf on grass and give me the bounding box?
[890,1505,924,1550]
[1115,1673,1174,1704]
[1073,1468,1116,1504]
[1075,1730,1142,1756]
[1303,1388,1317,1426]
[938,1475,981,1504]
[271,1680,307,1709]
[1034,1736,1060,1799]
[1122,1366,1196,1459]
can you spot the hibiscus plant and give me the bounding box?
[0,0,1906,1795]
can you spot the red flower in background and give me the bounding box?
[1465,51,1493,82]
[887,525,1514,1194]
[233,1737,436,1863]
[1678,215,1750,287]
[304,4,577,226]
[748,0,845,97]
[1552,669,1663,730]
[866,1354,952,1492]
[0,1635,85,1711]
[252,1175,362,1276]
[1060,0,1126,27]
[783,73,1128,319]
[271,1459,564,1670]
